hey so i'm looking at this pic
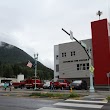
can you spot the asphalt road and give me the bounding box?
[0,96,60,110]
[0,87,110,110]
[0,95,109,110]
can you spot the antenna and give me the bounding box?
[96,10,102,20]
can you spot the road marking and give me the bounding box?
[91,98,105,100]
[37,107,77,110]
[54,102,103,108]
[66,99,108,104]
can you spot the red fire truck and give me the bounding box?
[51,79,70,90]
[25,78,43,89]
[12,78,43,89]
[12,79,26,89]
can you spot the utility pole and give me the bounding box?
[88,47,95,92]
[34,53,38,90]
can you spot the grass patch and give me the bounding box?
[106,96,110,101]
[30,92,80,99]
[69,92,79,98]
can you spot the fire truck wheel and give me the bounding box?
[26,87,30,89]
[14,87,18,89]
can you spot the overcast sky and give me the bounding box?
[0,0,109,69]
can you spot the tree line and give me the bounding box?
[0,63,54,80]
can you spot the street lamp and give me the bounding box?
[34,53,38,90]
[88,47,95,92]
[62,28,95,92]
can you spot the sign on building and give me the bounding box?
[89,65,94,73]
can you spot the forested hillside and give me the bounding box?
[0,42,53,80]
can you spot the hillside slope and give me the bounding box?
[0,41,53,79]
[0,42,34,63]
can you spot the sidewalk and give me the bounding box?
[0,87,109,98]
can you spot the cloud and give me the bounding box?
[0,0,109,69]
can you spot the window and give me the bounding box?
[83,64,85,70]
[56,64,59,72]
[71,51,75,56]
[77,64,79,67]
[77,68,79,70]
[56,55,59,60]
[62,52,66,57]
[80,64,82,70]
[77,63,89,70]
[86,63,89,70]
[77,64,79,70]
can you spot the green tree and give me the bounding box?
[0,64,5,77]
[3,64,14,78]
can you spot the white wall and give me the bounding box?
[0,77,17,83]
[17,74,24,82]
[54,39,93,79]
[54,45,59,81]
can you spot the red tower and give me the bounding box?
[91,19,110,85]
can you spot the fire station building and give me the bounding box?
[54,18,110,87]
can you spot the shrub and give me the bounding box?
[107,96,110,101]
[30,92,79,99]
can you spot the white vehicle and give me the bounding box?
[43,81,50,89]
[0,83,4,87]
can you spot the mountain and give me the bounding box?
[0,41,53,79]
[0,42,34,63]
